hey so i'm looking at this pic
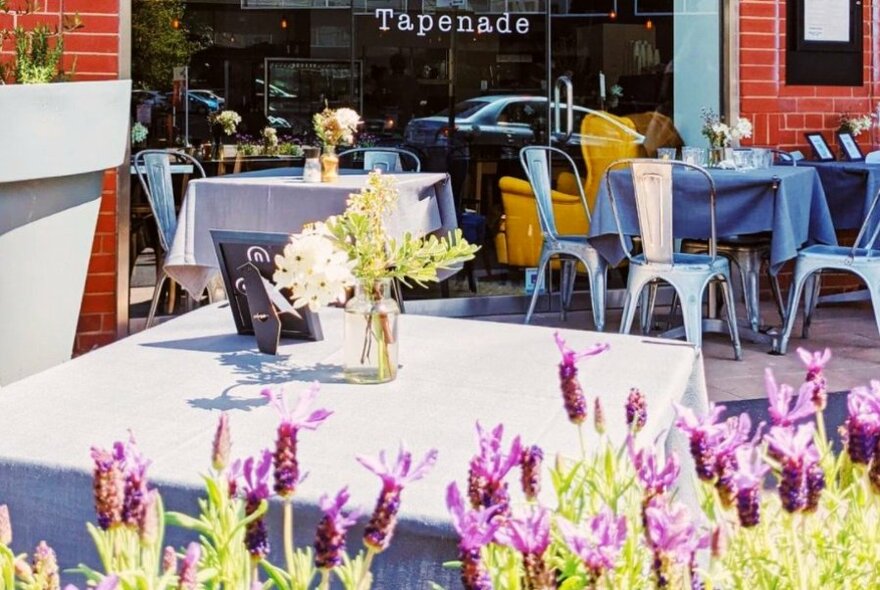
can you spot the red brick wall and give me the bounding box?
[739,0,876,154]
[0,0,121,353]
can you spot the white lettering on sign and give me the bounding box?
[374,9,530,35]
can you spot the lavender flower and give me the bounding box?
[90,447,124,530]
[558,508,626,583]
[674,403,726,481]
[554,333,609,424]
[358,443,438,552]
[626,388,647,432]
[32,541,59,590]
[495,506,554,589]
[764,424,818,513]
[731,446,768,527]
[262,383,332,499]
[314,487,360,570]
[467,422,522,514]
[519,445,543,502]
[63,576,119,590]
[119,435,151,528]
[712,413,758,508]
[594,397,606,434]
[242,450,273,559]
[645,499,707,588]
[765,369,816,427]
[804,462,826,513]
[0,505,10,545]
[446,482,502,590]
[227,459,242,498]
[162,546,177,574]
[797,348,831,410]
[178,542,200,590]
[627,436,680,498]
[845,386,880,464]
[139,489,160,545]
[212,412,231,472]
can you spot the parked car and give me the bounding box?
[164,90,222,114]
[403,95,645,165]
[132,89,167,109]
[190,89,225,107]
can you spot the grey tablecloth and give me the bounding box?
[796,161,880,236]
[588,166,838,274]
[165,172,458,297]
[0,305,707,588]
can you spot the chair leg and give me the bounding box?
[768,267,785,324]
[620,275,648,336]
[559,258,573,322]
[736,251,761,333]
[146,272,169,329]
[802,272,821,338]
[525,250,552,325]
[679,285,705,351]
[640,282,658,336]
[666,291,680,331]
[718,276,743,361]
[588,265,607,332]
[776,268,810,354]
[868,280,880,339]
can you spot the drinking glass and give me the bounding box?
[751,148,771,169]
[732,149,753,170]
[681,146,706,166]
[657,147,677,161]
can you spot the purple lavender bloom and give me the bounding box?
[314,487,360,570]
[227,459,243,498]
[262,382,332,499]
[357,443,438,552]
[845,386,880,464]
[558,508,626,581]
[32,541,60,590]
[731,445,768,527]
[178,542,200,590]
[627,436,680,497]
[446,482,501,590]
[519,444,544,502]
[0,504,11,545]
[90,446,124,530]
[242,450,273,559]
[139,489,160,544]
[162,546,177,575]
[554,332,609,424]
[594,397,606,434]
[626,388,648,432]
[674,403,726,481]
[212,412,232,472]
[712,413,759,507]
[804,462,826,513]
[119,434,152,528]
[765,369,816,427]
[495,506,555,588]
[797,348,832,410]
[645,499,708,588]
[467,422,522,514]
[764,424,818,513]
[63,576,119,590]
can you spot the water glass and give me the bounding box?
[751,148,771,169]
[732,149,753,170]
[657,147,677,161]
[681,146,706,166]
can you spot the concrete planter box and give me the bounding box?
[0,80,131,386]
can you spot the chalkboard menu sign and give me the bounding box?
[211,230,323,343]
[787,0,863,86]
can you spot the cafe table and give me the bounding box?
[164,170,458,299]
[0,303,708,587]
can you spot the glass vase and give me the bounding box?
[344,279,400,384]
[708,147,732,167]
[321,145,339,183]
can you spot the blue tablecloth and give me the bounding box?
[588,166,837,274]
[795,161,880,232]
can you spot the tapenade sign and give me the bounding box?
[375,9,531,36]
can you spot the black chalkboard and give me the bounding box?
[211,230,323,342]
[786,0,863,86]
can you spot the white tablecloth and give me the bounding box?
[0,306,707,587]
[165,173,458,298]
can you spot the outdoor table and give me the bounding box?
[588,165,838,275]
[164,171,458,298]
[0,304,708,587]
[794,160,880,232]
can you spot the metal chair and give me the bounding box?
[133,149,208,328]
[865,150,880,164]
[606,158,742,358]
[775,185,880,354]
[338,147,422,172]
[520,146,608,331]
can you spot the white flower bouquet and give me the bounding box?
[211,110,241,136]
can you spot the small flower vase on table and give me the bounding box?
[321,145,339,183]
[344,278,399,384]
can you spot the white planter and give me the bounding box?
[0,80,131,386]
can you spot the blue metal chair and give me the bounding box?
[520,146,608,331]
[133,149,207,328]
[606,158,742,359]
[337,147,422,172]
[775,184,880,354]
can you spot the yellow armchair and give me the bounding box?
[495,176,589,268]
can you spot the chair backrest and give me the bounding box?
[865,150,880,164]
[519,145,590,241]
[338,147,422,172]
[133,149,206,252]
[580,112,643,212]
[605,158,717,265]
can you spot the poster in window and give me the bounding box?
[803,0,850,43]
